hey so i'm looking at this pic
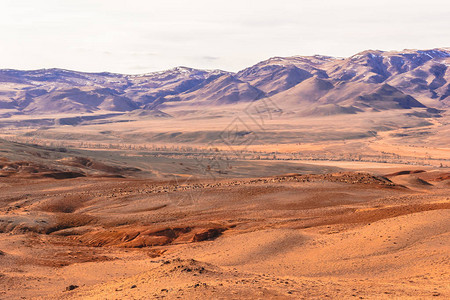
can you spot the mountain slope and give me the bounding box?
[161,74,264,106]
[352,84,426,110]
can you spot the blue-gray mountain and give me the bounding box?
[0,48,449,116]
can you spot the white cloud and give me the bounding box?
[0,0,448,74]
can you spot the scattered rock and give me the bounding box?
[65,285,79,291]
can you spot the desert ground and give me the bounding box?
[0,136,449,299]
[0,108,449,299]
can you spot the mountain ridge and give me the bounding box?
[0,48,449,116]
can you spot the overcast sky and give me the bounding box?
[0,0,449,74]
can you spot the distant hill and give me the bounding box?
[0,48,449,117]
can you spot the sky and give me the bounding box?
[0,0,449,74]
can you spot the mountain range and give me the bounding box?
[0,48,449,117]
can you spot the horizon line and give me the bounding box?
[0,47,449,76]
